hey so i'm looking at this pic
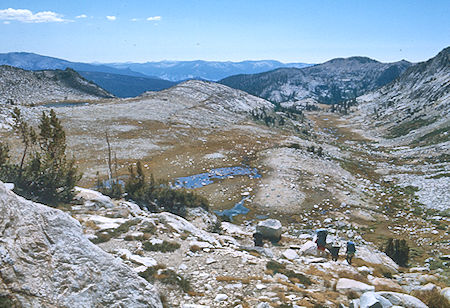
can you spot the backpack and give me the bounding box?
[347,241,356,253]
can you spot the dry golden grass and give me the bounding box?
[249,251,261,257]
[307,290,340,306]
[411,289,449,308]
[84,220,100,230]
[189,245,202,253]
[374,284,403,293]
[186,291,204,297]
[215,275,264,284]
[337,269,369,284]
[276,291,287,302]
[276,279,304,293]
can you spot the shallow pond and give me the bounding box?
[174,166,262,221]
[42,102,89,108]
[173,166,261,189]
[214,197,250,220]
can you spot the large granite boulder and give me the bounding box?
[336,278,375,294]
[376,292,427,308]
[0,181,162,308]
[256,219,283,241]
[299,240,320,256]
[360,291,392,308]
[356,246,399,272]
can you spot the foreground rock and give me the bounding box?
[0,182,162,308]
[256,218,283,241]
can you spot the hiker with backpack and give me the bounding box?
[330,241,340,261]
[315,229,328,255]
[346,241,356,264]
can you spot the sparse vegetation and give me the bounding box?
[0,295,16,308]
[139,265,191,293]
[90,219,140,244]
[381,238,410,267]
[0,108,81,205]
[124,161,209,217]
[266,260,312,286]
[385,117,436,139]
[411,289,449,308]
[143,240,180,252]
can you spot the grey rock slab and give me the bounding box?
[376,292,427,308]
[360,292,392,308]
[336,278,375,293]
[0,182,162,308]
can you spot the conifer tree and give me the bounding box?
[10,109,80,204]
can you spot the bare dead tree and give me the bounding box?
[105,132,112,180]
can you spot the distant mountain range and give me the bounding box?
[105,60,312,82]
[0,66,114,105]
[0,52,312,97]
[0,52,146,77]
[219,57,412,104]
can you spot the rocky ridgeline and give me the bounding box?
[0,65,114,105]
[354,47,449,146]
[219,57,411,104]
[2,182,448,307]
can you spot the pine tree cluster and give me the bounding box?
[0,108,81,205]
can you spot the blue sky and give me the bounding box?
[0,0,448,63]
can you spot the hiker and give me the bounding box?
[330,241,340,261]
[346,241,356,265]
[315,229,328,253]
[253,232,263,247]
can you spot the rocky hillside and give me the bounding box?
[354,47,449,146]
[0,182,162,307]
[0,65,114,105]
[219,57,411,104]
[2,181,448,307]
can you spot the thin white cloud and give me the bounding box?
[146,16,161,21]
[76,14,87,19]
[0,8,68,23]
[3,21,10,24]
[106,15,116,21]
[131,18,139,22]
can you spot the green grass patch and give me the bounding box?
[411,126,450,146]
[426,172,450,179]
[385,118,437,139]
[0,295,15,308]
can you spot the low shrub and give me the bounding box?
[143,240,180,252]
[124,161,210,217]
[90,219,140,244]
[189,245,202,253]
[0,295,16,308]
[381,238,409,267]
[139,265,191,293]
[266,260,312,286]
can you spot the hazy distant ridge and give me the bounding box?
[105,60,312,81]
